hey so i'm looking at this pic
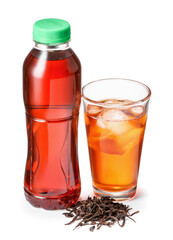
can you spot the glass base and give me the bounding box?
[93,185,137,201]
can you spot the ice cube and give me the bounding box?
[104,99,133,107]
[129,106,144,117]
[104,99,119,104]
[97,118,106,129]
[100,109,132,135]
[108,121,132,135]
[87,105,102,116]
[101,109,130,121]
[117,99,134,106]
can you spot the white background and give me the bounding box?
[1,0,173,239]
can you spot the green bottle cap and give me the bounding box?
[33,18,71,45]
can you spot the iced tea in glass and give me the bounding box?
[82,79,151,200]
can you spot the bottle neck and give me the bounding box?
[34,41,70,51]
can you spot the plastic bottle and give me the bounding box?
[23,19,81,210]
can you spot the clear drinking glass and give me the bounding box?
[82,78,151,200]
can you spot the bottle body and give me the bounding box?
[23,43,81,210]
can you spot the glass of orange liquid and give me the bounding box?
[82,78,151,200]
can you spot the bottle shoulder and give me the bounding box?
[23,47,81,70]
[27,47,77,59]
[70,49,81,68]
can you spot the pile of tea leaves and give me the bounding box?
[63,196,139,231]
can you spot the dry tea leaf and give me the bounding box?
[62,196,139,231]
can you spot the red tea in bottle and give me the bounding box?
[23,19,81,210]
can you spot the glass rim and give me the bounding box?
[82,78,151,107]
